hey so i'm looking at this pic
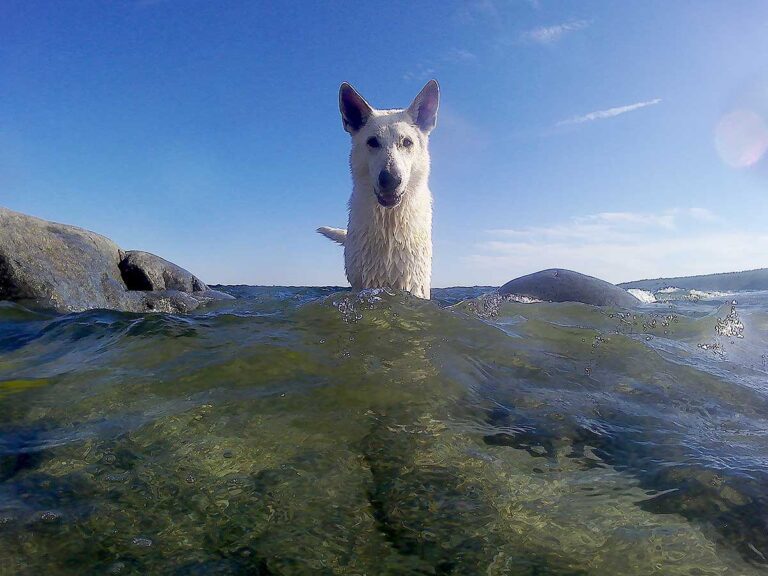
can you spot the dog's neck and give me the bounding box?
[344,161,433,299]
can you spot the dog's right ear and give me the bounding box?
[339,83,373,133]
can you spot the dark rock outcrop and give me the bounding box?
[120,251,208,292]
[0,207,233,313]
[499,268,640,307]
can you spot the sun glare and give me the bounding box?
[714,109,768,169]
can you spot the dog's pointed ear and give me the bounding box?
[339,83,373,133]
[407,79,440,133]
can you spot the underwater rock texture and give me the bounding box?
[500,268,640,307]
[0,207,232,313]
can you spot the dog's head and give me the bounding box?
[340,80,439,208]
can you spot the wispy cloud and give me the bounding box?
[457,0,544,26]
[403,65,437,82]
[403,48,476,82]
[557,99,662,126]
[522,20,591,44]
[455,0,502,25]
[488,209,714,243]
[445,48,477,63]
[464,208,768,285]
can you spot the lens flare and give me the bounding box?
[714,109,768,168]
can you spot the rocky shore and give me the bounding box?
[0,207,232,313]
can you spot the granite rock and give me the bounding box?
[0,207,233,313]
[499,268,640,307]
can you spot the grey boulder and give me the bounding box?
[0,207,128,312]
[499,268,640,307]
[0,207,232,313]
[120,251,208,292]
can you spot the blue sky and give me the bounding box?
[3,1,768,286]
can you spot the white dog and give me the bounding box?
[317,80,439,300]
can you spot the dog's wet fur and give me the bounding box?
[318,81,439,299]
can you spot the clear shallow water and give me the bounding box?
[0,286,767,575]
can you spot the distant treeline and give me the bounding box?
[619,268,768,292]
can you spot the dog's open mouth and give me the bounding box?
[375,192,402,208]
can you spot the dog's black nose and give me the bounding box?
[378,170,402,192]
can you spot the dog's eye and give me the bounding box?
[367,137,380,148]
[402,137,413,148]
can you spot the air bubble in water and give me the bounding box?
[40,511,61,523]
[131,536,153,548]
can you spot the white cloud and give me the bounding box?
[557,99,662,126]
[687,207,718,222]
[403,66,437,82]
[466,208,768,285]
[445,48,477,62]
[489,209,716,240]
[522,20,591,44]
[403,48,475,82]
[455,0,502,24]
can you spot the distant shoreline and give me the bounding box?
[619,268,768,292]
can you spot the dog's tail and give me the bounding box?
[317,226,347,246]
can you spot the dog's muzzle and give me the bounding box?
[375,191,402,208]
[376,170,403,207]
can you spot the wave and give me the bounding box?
[0,287,767,573]
[627,288,656,303]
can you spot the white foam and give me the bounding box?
[627,289,656,303]
[503,294,544,304]
[653,288,735,302]
[715,304,744,338]
[689,289,733,300]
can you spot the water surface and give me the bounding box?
[1,286,767,575]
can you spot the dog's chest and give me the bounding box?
[344,205,431,297]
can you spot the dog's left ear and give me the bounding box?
[407,80,440,133]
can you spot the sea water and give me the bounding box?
[0,286,767,575]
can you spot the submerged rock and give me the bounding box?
[121,289,233,314]
[499,268,640,307]
[0,207,232,313]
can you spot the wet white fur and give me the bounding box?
[318,81,439,300]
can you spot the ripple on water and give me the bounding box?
[0,287,766,573]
